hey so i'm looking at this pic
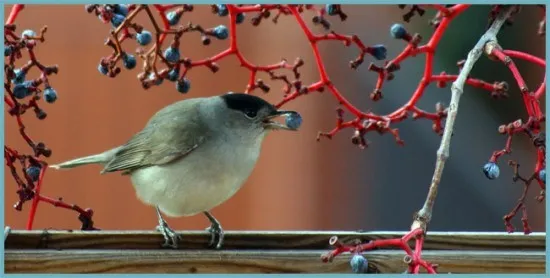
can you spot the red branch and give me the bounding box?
[483,42,546,234]
[322,228,437,273]
[4,4,97,231]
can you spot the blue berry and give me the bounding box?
[236,13,245,24]
[167,69,179,82]
[539,169,546,184]
[26,166,41,182]
[113,4,129,16]
[13,81,33,99]
[176,78,191,93]
[390,23,407,39]
[166,11,182,26]
[122,53,137,69]
[285,112,302,130]
[370,44,387,60]
[164,47,180,63]
[216,4,228,16]
[325,4,337,16]
[111,13,126,28]
[350,254,368,274]
[21,29,36,39]
[43,87,58,103]
[149,72,163,86]
[5,45,13,56]
[98,63,109,75]
[137,30,153,46]
[483,162,500,180]
[213,25,229,40]
[12,68,26,84]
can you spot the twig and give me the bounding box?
[5,226,12,241]
[412,5,517,231]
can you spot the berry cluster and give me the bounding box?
[85,4,410,98]
[4,4,97,231]
[85,4,242,94]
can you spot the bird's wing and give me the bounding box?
[101,99,209,174]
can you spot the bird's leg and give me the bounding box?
[204,211,224,249]
[155,207,181,249]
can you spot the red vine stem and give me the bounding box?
[5,4,97,230]
[26,166,46,229]
[6,4,24,25]
[6,4,42,230]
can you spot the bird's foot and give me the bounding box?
[205,221,224,249]
[156,221,181,249]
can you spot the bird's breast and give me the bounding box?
[129,138,262,217]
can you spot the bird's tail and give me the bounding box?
[49,147,121,170]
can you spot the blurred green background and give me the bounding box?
[4,4,546,233]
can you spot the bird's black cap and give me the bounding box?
[221,93,277,115]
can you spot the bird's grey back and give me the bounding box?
[101,97,213,174]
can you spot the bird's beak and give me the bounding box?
[262,110,297,131]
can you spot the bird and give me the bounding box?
[49,92,300,249]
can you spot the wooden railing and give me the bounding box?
[4,230,546,273]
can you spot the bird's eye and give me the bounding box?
[243,109,257,119]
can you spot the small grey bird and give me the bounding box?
[50,93,300,249]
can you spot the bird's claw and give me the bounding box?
[156,222,181,249]
[205,222,224,249]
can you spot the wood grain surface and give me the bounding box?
[5,230,545,250]
[5,249,545,274]
[4,230,546,274]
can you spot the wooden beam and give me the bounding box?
[4,230,546,274]
[5,249,545,274]
[5,230,545,250]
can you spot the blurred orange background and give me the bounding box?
[4,4,546,233]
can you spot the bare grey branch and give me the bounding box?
[412,5,518,231]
